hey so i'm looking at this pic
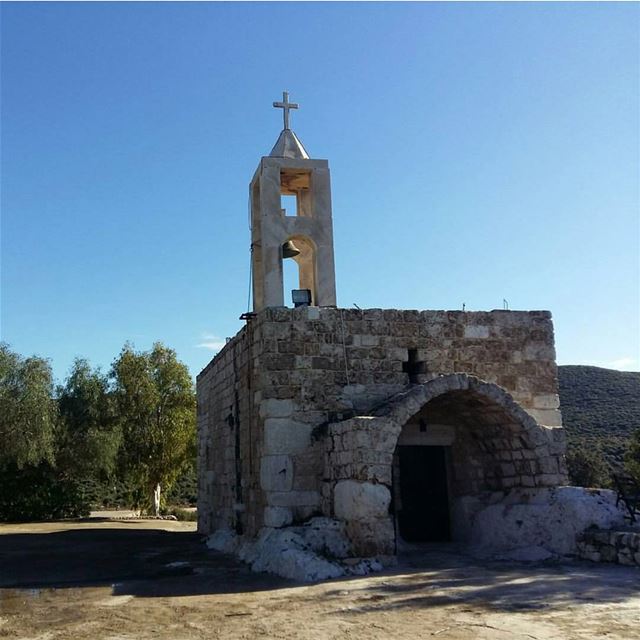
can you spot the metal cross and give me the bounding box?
[273,91,299,130]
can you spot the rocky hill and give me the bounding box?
[558,365,640,472]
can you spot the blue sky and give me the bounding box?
[1,2,638,382]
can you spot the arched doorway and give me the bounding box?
[391,385,547,544]
[327,374,567,556]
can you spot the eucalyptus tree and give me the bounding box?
[57,358,121,482]
[111,342,196,515]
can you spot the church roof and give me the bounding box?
[269,128,310,160]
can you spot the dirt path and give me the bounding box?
[1,519,638,640]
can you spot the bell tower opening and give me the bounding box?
[249,92,337,311]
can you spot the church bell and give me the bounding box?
[281,240,301,259]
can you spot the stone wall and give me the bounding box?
[197,326,264,535]
[197,306,563,538]
[577,529,640,567]
[323,375,567,554]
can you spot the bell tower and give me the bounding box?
[250,92,337,311]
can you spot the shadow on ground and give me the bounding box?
[0,523,638,612]
[317,548,640,616]
[0,524,289,596]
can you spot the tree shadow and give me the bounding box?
[0,525,290,596]
[316,549,640,616]
[1,526,638,608]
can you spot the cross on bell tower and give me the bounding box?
[249,92,337,311]
[273,91,298,130]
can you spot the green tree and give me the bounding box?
[111,343,195,515]
[566,443,610,488]
[0,344,89,521]
[624,428,640,483]
[0,343,57,470]
[57,358,121,484]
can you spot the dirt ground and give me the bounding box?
[1,518,638,640]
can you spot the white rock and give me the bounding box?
[468,487,627,556]
[293,517,352,558]
[248,528,344,582]
[206,528,239,554]
[263,506,293,528]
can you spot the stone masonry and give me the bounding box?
[197,306,567,554]
[195,94,602,567]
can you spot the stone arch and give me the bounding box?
[374,373,549,451]
[325,374,567,554]
[373,374,566,495]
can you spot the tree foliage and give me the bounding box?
[0,343,57,470]
[0,463,89,521]
[56,358,121,481]
[566,443,610,488]
[0,342,196,521]
[625,428,640,483]
[111,342,196,513]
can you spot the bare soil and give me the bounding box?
[1,518,638,640]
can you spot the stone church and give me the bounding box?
[197,94,619,572]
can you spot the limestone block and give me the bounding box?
[264,419,312,455]
[268,490,321,507]
[263,506,293,528]
[260,455,293,492]
[617,549,636,566]
[464,325,490,339]
[533,394,560,410]
[539,457,559,475]
[500,463,516,477]
[334,480,391,522]
[260,398,295,418]
[529,408,563,427]
[523,343,556,361]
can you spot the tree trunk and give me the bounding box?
[153,483,161,517]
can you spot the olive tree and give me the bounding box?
[0,343,57,470]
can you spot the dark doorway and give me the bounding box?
[397,445,451,542]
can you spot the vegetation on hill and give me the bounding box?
[558,365,640,484]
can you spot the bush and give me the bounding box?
[0,464,90,521]
[162,506,198,521]
[566,444,610,488]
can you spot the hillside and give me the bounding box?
[558,365,640,472]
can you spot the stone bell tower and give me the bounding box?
[250,92,337,310]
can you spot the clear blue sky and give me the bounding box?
[1,2,638,382]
